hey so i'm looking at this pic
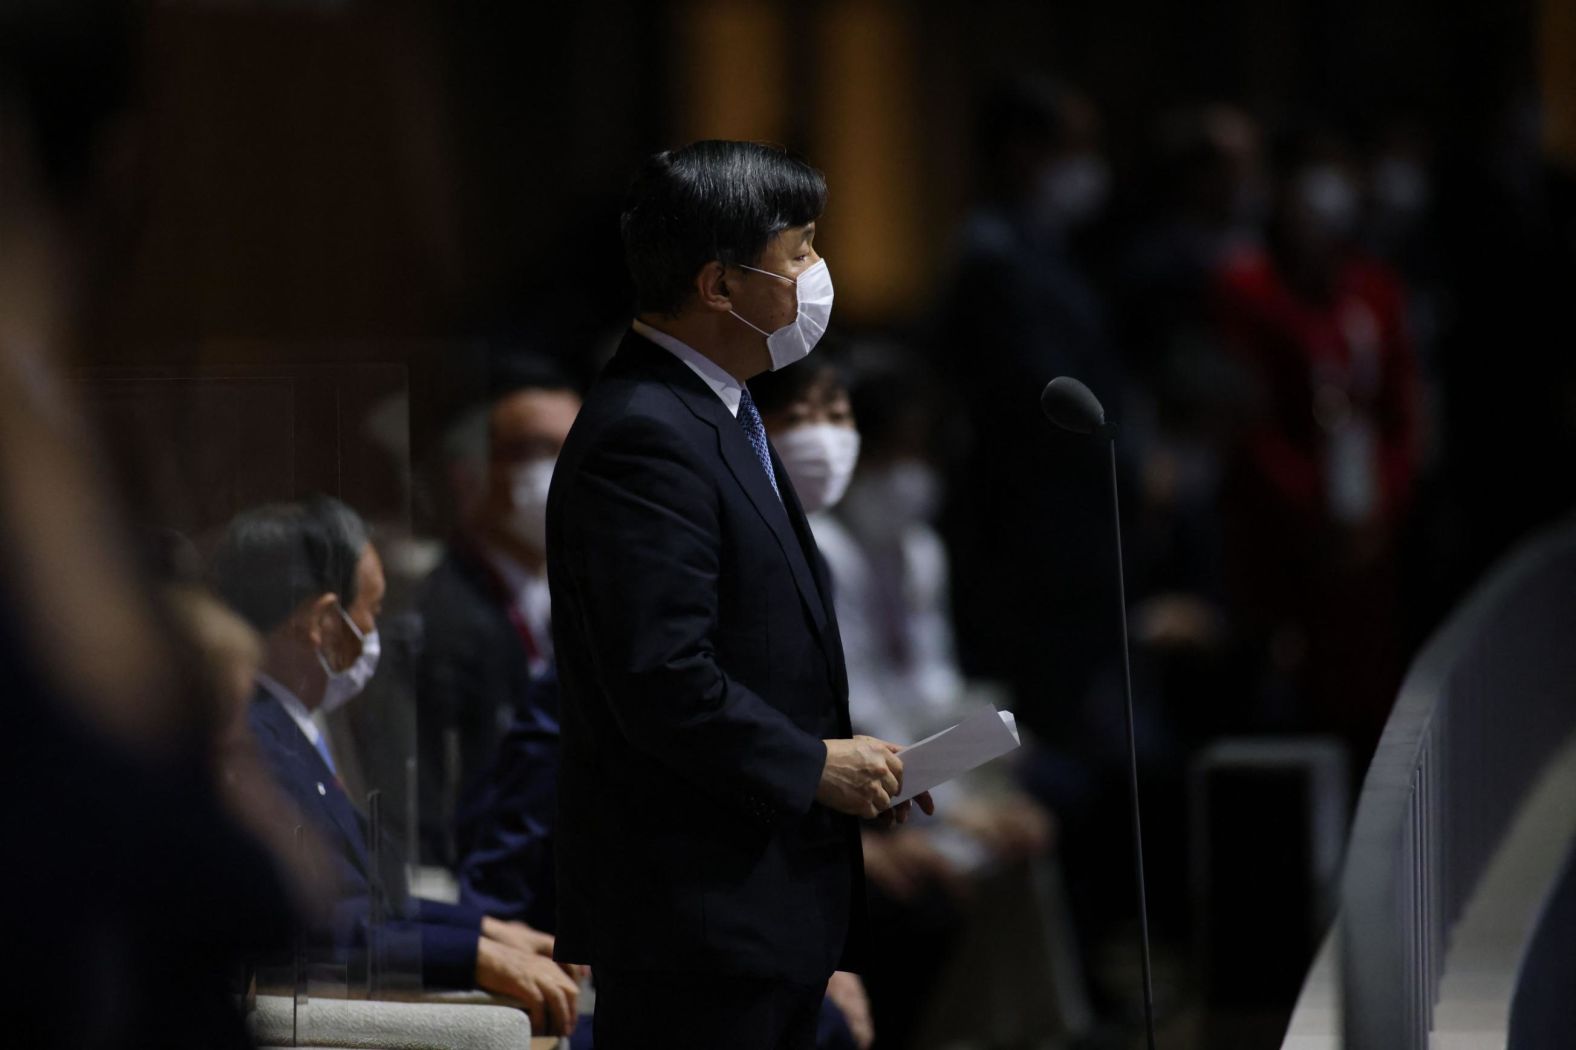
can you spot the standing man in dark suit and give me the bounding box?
[549,140,930,1049]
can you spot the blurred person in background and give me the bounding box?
[1211,133,1423,770]
[0,1,303,1045]
[416,357,582,869]
[1115,103,1262,748]
[757,353,1074,1049]
[212,497,581,1036]
[937,71,1126,771]
[754,354,950,1050]
[939,73,1157,1023]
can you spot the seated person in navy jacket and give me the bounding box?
[416,359,582,875]
[211,496,580,1035]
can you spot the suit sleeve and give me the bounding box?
[562,414,828,817]
[456,672,562,929]
[326,896,481,990]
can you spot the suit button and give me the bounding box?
[317,782,327,796]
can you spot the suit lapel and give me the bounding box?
[618,333,831,640]
[253,690,371,876]
[776,450,851,709]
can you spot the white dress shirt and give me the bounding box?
[486,545,554,672]
[632,318,742,417]
[256,671,337,776]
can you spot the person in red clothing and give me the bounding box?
[1212,140,1423,773]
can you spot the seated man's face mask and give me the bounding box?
[317,602,380,713]
[728,258,834,371]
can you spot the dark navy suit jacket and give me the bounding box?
[548,330,863,984]
[455,664,562,932]
[415,544,538,864]
[248,687,485,988]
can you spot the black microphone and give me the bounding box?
[1040,377,1158,1050]
[1039,375,1111,436]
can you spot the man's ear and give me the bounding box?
[301,592,340,649]
[694,260,734,314]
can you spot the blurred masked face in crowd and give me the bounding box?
[1366,134,1433,257]
[1197,105,1268,232]
[1033,94,1109,230]
[486,387,581,560]
[312,542,385,714]
[1274,153,1361,293]
[763,370,860,515]
[1291,163,1360,245]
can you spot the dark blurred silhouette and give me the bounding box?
[939,73,1123,749]
[0,2,299,1045]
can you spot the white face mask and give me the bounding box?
[1294,164,1359,240]
[1036,155,1110,228]
[728,257,834,371]
[317,602,380,714]
[505,458,554,554]
[775,423,861,515]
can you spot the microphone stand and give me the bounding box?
[1097,421,1158,1050]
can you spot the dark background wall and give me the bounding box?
[80,0,1571,549]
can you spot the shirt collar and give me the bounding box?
[485,544,542,597]
[257,672,323,750]
[632,318,742,417]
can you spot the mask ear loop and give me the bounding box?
[733,262,797,285]
[322,602,367,674]
[730,263,805,334]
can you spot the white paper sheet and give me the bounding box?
[891,707,1021,805]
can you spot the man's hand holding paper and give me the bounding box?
[889,707,1022,806]
[818,734,935,822]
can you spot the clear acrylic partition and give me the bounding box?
[78,356,434,1006]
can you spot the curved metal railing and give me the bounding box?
[1337,519,1576,1048]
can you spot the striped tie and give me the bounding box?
[737,388,781,499]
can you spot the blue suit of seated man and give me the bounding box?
[249,678,484,986]
[212,497,582,1037]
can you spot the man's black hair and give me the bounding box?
[845,343,940,457]
[210,496,370,635]
[748,353,850,418]
[486,350,580,404]
[0,0,142,200]
[620,140,827,316]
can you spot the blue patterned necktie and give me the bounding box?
[311,730,338,777]
[737,387,781,499]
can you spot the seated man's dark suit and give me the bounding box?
[414,544,537,864]
[455,666,562,932]
[248,687,484,988]
[548,330,864,1046]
